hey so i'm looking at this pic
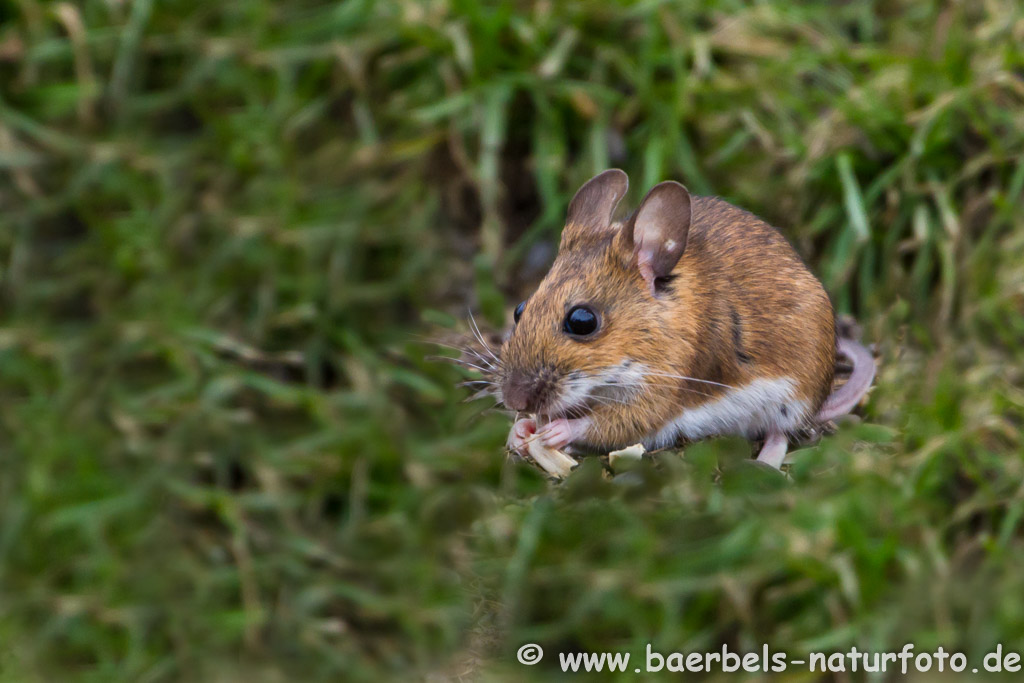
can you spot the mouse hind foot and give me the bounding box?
[756,430,789,469]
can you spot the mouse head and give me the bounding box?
[499,169,692,419]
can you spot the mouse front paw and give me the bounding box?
[507,417,538,456]
[537,417,591,450]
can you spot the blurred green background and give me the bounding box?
[1,0,1023,680]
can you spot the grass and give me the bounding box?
[0,0,1023,680]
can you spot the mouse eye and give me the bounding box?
[564,305,599,337]
[513,301,525,323]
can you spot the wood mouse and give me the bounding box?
[493,169,875,468]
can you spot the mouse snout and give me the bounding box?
[504,368,563,413]
[502,370,535,412]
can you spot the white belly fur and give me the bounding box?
[647,376,808,449]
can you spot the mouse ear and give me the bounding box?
[629,181,691,296]
[565,169,629,234]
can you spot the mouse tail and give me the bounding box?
[816,337,876,423]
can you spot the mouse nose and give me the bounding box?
[503,370,535,412]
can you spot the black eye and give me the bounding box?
[564,305,599,337]
[514,301,525,323]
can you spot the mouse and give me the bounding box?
[491,169,875,469]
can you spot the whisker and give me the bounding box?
[584,396,623,405]
[641,372,736,389]
[429,355,494,374]
[467,309,502,365]
[424,348,486,364]
[465,352,498,371]
[639,381,719,392]
[457,346,499,371]
[586,396,632,408]
[643,384,715,400]
[464,387,500,402]
[419,332,503,380]
[564,403,592,420]
[560,378,715,401]
[414,336,496,362]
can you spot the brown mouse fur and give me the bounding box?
[498,170,872,467]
